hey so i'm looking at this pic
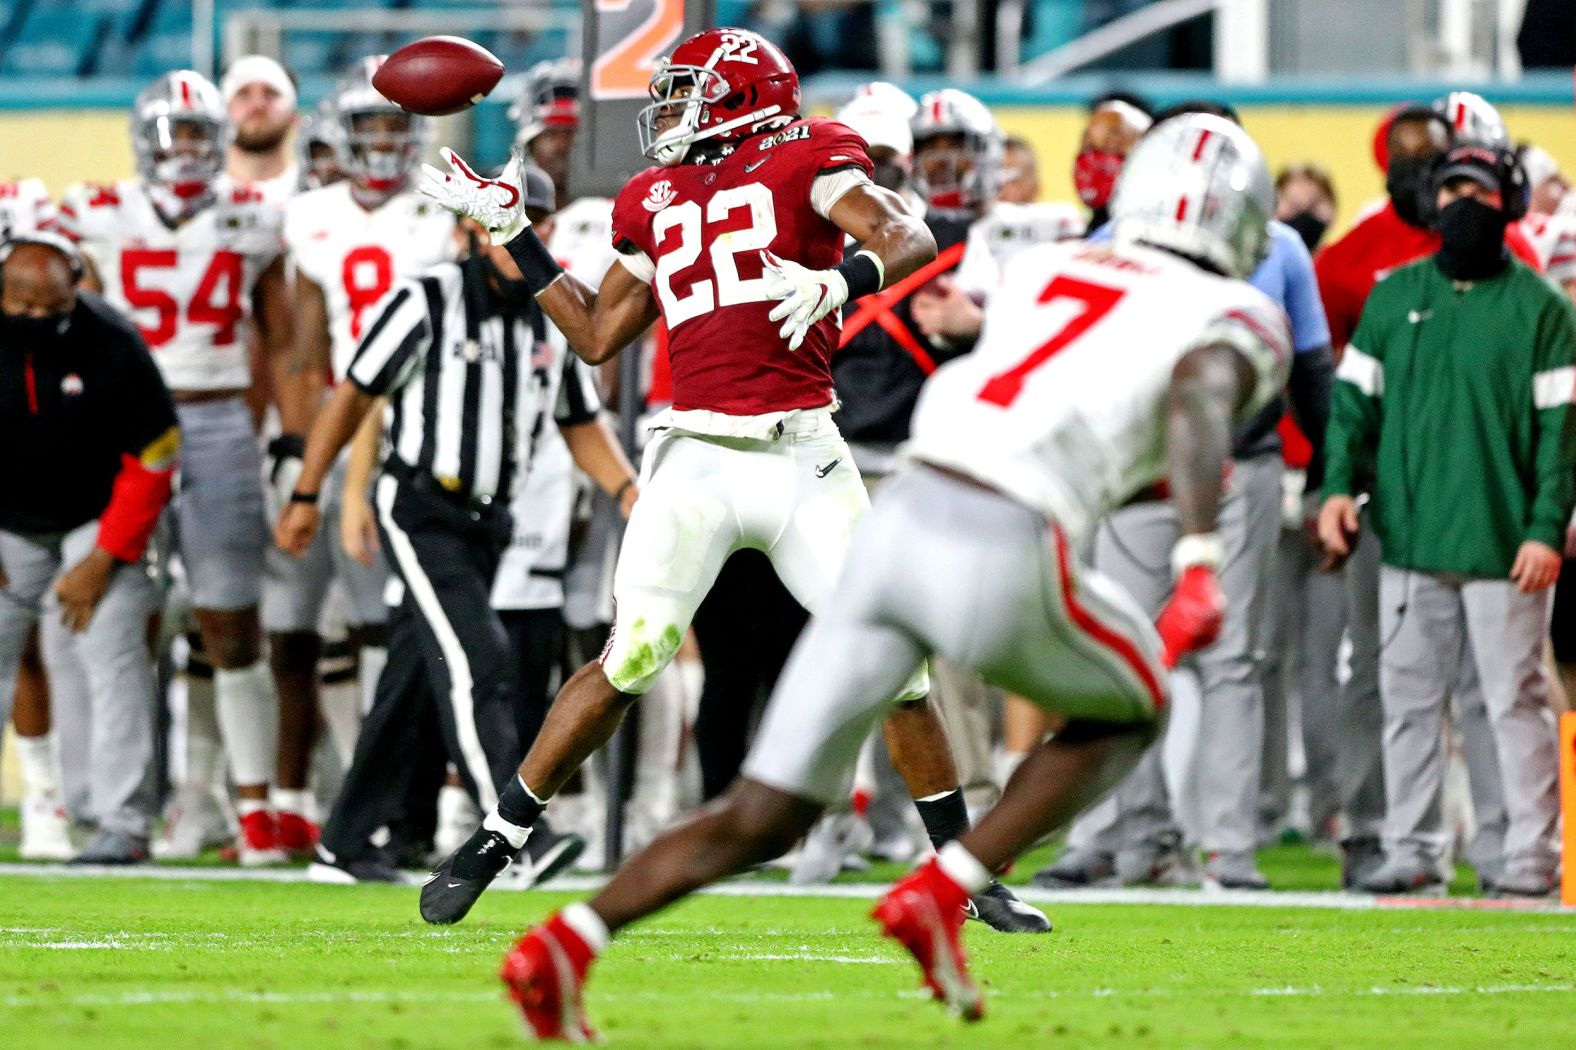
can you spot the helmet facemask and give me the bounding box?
[342,107,423,195]
[136,114,225,212]
[913,131,999,211]
[638,65,728,166]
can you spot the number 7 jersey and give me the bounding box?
[611,117,874,416]
[906,240,1292,545]
[59,176,285,393]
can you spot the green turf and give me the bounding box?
[2,874,1574,1049]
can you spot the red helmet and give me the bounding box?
[638,27,799,166]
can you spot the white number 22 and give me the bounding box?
[652,182,778,327]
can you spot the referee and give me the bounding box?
[275,169,639,882]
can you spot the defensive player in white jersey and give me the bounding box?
[486,113,1291,1040]
[0,178,57,239]
[264,57,459,851]
[59,70,313,865]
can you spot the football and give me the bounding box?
[372,36,505,116]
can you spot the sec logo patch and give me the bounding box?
[642,180,676,213]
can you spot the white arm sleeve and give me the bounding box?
[615,249,656,285]
[810,168,873,221]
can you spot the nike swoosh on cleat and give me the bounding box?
[447,881,463,889]
[962,900,979,919]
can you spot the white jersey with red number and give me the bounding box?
[0,178,58,237]
[953,200,1085,297]
[1521,210,1576,288]
[549,196,616,290]
[906,240,1291,545]
[284,181,458,381]
[60,176,285,392]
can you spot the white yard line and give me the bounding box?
[0,862,1569,912]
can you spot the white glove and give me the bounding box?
[418,145,532,243]
[760,250,849,351]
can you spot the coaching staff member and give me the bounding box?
[275,168,638,882]
[1321,143,1576,898]
[0,233,178,864]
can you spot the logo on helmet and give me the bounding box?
[643,180,677,213]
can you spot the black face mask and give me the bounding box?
[871,160,907,195]
[3,310,70,348]
[1386,153,1437,228]
[1284,211,1329,252]
[1434,197,1509,281]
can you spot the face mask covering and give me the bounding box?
[1284,211,1329,252]
[4,311,71,347]
[1073,149,1123,209]
[1434,196,1509,281]
[871,159,907,194]
[1386,153,1436,228]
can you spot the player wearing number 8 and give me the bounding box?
[59,70,315,863]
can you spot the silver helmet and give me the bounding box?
[1110,113,1272,280]
[131,70,229,200]
[1433,90,1508,147]
[334,56,427,194]
[509,58,581,149]
[297,98,346,190]
[910,88,1002,211]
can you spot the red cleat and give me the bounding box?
[872,859,984,1021]
[499,912,599,1043]
[275,811,320,857]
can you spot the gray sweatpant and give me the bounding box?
[1066,452,1282,855]
[744,466,1165,806]
[0,524,160,837]
[1377,567,1559,880]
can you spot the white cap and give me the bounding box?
[1521,144,1561,192]
[837,81,917,158]
[220,54,297,109]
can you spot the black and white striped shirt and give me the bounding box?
[347,261,600,503]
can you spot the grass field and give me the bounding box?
[3,861,1575,1050]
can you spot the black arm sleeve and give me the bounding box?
[1287,344,1334,490]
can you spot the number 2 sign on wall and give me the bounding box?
[590,0,686,100]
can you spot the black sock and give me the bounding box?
[914,787,969,852]
[497,774,546,830]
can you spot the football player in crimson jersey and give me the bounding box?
[457,112,1282,1040]
[265,58,458,854]
[59,70,317,866]
[417,26,1044,938]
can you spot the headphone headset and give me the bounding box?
[1424,142,1529,225]
[0,231,86,286]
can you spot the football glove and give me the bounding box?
[418,146,532,243]
[760,250,849,351]
[1155,565,1226,669]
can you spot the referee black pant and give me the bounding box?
[320,470,523,863]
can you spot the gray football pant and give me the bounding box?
[1377,568,1559,879]
[0,524,159,837]
[1259,525,1347,830]
[744,466,1164,806]
[1341,523,1506,865]
[1065,453,1281,856]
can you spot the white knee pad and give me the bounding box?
[215,662,279,788]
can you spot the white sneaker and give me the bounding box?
[19,794,75,861]
[431,784,480,863]
[152,785,235,860]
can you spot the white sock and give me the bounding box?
[484,810,533,850]
[937,841,992,894]
[215,662,279,789]
[560,902,610,954]
[183,672,224,789]
[271,788,314,820]
[318,675,362,769]
[14,733,60,798]
[237,798,270,819]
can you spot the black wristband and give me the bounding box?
[267,433,305,460]
[289,490,319,506]
[505,227,566,295]
[834,251,883,300]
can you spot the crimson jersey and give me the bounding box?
[611,117,874,416]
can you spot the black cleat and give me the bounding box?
[420,826,517,925]
[514,821,587,889]
[307,845,404,884]
[965,879,1053,934]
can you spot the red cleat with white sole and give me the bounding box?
[872,858,984,1021]
[499,913,599,1043]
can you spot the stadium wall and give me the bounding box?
[3,103,1572,237]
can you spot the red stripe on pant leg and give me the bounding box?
[1051,525,1165,711]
